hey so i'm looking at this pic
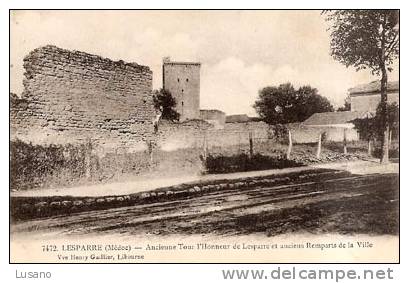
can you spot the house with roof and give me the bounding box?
[300,80,399,142]
[225,114,262,123]
[225,114,251,123]
[302,111,373,142]
[349,80,399,112]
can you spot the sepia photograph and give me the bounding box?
[9,10,399,263]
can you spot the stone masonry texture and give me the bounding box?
[10,45,349,158]
[163,60,200,121]
[11,45,156,151]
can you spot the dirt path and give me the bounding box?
[11,170,399,238]
[11,160,398,197]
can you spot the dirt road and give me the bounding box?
[11,170,399,237]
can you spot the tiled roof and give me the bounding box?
[200,109,225,114]
[226,114,250,123]
[348,80,399,95]
[303,111,372,126]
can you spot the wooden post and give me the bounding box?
[286,129,292,159]
[316,132,322,159]
[389,128,393,143]
[203,133,208,162]
[343,128,348,154]
[368,139,372,156]
[249,132,253,158]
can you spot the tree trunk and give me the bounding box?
[379,18,390,164]
[368,139,372,156]
[203,133,208,162]
[286,129,292,159]
[379,66,389,164]
[249,132,254,158]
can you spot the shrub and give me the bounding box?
[10,139,165,191]
[10,139,91,191]
[373,147,399,159]
[204,153,303,174]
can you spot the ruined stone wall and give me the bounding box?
[157,119,212,151]
[11,45,156,151]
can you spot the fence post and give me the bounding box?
[343,128,348,154]
[389,129,393,143]
[316,132,322,159]
[368,139,372,156]
[203,133,208,162]
[249,131,253,158]
[286,129,292,159]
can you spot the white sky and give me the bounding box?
[10,10,399,116]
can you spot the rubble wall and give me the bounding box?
[11,45,156,151]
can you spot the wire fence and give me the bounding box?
[201,128,398,160]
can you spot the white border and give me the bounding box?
[2,1,406,282]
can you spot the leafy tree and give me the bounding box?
[323,10,399,163]
[381,102,399,132]
[337,97,351,112]
[253,83,334,124]
[352,102,399,143]
[352,116,378,143]
[152,88,180,121]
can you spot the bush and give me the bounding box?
[267,124,288,143]
[204,153,303,174]
[10,139,184,191]
[373,147,400,159]
[10,139,92,191]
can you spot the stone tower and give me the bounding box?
[162,57,201,121]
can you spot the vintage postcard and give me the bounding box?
[10,10,399,263]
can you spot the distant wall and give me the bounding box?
[210,121,271,147]
[11,45,156,151]
[157,120,213,151]
[289,124,359,143]
[156,120,361,156]
[156,120,359,152]
[199,109,226,129]
[157,120,276,151]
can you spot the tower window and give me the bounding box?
[177,78,180,82]
[182,89,184,93]
[181,101,184,106]
[186,78,189,82]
